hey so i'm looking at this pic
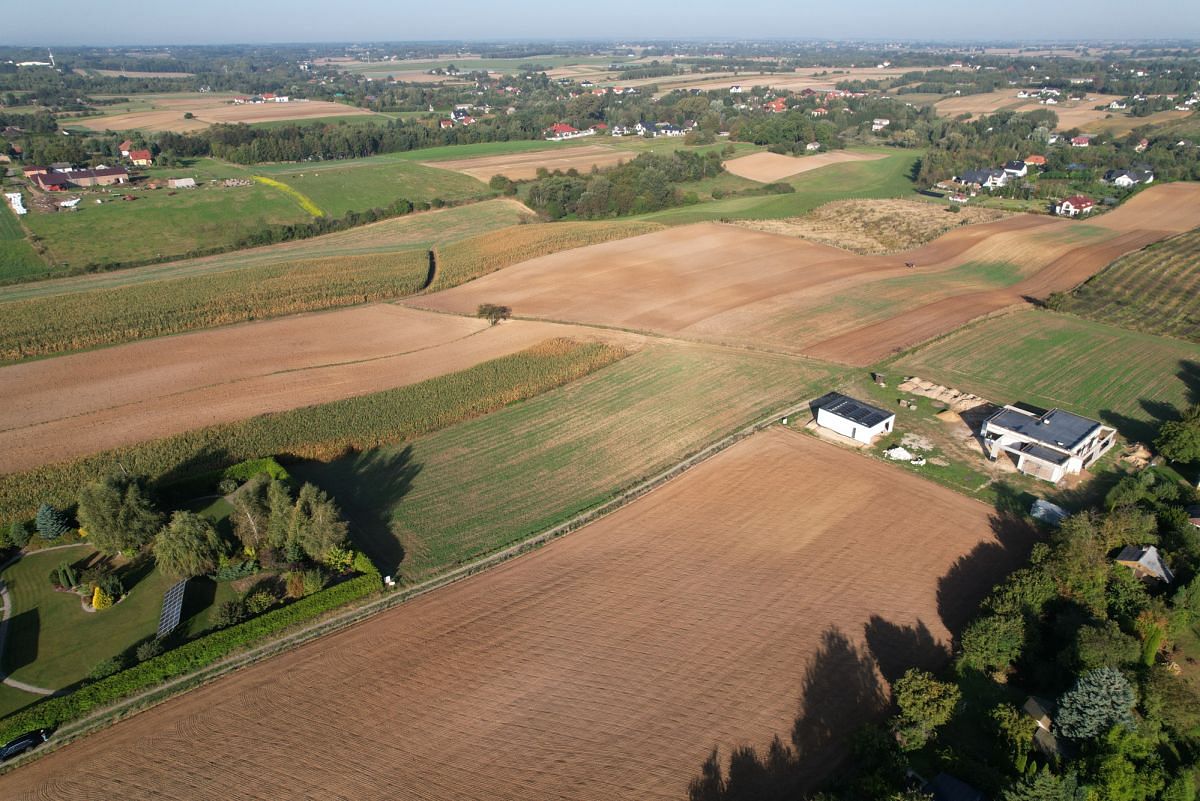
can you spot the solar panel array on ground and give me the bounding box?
[156,579,188,639]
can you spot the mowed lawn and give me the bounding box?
[0,201,47,282]
[253,157,491,217]
[640,149,919,225]
[293,343,846,580]
[891,309,1200,443]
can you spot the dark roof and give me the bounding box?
[986,406,1101,452]
[959,168,1004,184]
[1004,160,1026,170]
[815,392,894,428]
[925,773,986,801]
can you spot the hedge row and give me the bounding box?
[0,570,380,742]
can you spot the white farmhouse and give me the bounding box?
[982,405,1115,483]
[813,393,895,444]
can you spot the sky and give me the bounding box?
[5,0,1199,46]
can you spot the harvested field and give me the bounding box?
[0,429,1031,800]
[734,199,1011,254]
[416,183,1200,365]
[722,150,888,183]
[642,66,913,96]
[934,91,1125,129]
[424,144,632,181]
[0,305,643,472]
[892,309,1200,444]
[74,97,378,133]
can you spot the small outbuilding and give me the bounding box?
[813,392,895,444]
[1115,545,1174,583]
[167,177,196,189]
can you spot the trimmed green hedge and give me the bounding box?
[0,569,380,742]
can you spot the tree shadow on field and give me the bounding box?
[688,626,889,801]
[936,484,1040,642]
[289,446,421,577]
[862,616,949,684]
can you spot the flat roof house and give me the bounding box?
[982,404,1116,483]
[813,392,895,445]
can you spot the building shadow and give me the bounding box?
[290,446,421,576]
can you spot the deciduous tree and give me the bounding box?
[76,474,163,555]
[153,511,222,580]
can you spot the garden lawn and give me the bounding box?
[293,342,845,580]
[0,684,41,720]
[0,201,45,282]
[891,309,1200,444]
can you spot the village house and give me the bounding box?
[871,118,890,131]
[1109,100,1128,110]
[812,392,895,445]
[981,404,1115,483]
[957,168,1009,189]
[1024,154,1047,167]
[1056,195,1095,216]
[765,98,788,113]
[810,107,829,117]
[805,141,821,151]
[543,123,595,141]
[1134,138,1149,153]
[129,149,153,167]
[1115,545,1174,583]
[949,192,969,204]
[1003,159,1028,177]
[439,119,454,129]
[118,139,134,157]
[1022,697,1066,758]
[1071,135,1091,147]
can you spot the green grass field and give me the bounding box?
[891,309,1200,444]
[0,199,533,305]
[1056,228,1200,343]
[0,200,46,280]
[252,157,490,217]
[0,684,41,720]
[293,343,845,579]
[638,149,920,225]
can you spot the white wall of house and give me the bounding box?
[816,408,894,444]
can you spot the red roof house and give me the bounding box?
[547,123,579,135]
[1024,154,1047,166]
[129,149,153,167]
[1071,136,1091,147]
[118,139,134,156]
[439,119,454,129]
[811,107,829,117]
[766,98,788,113]
[1057,195,1095,216]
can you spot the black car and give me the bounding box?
[0,729,50,762]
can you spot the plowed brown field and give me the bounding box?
[934,91,1125,129]
[0,429,1029,800]
[423,144,631,181]
[416,183,1200,364]
[723,150,888,183]
[0,305,642,472]
[75,98,378,133]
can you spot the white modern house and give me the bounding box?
[813,393,895,444]
[981,404,1116,483]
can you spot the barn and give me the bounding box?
[813,392,895,444]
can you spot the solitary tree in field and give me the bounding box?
[77,474,163,555]
[477,303,512,325]
[154,511,223,580]
[1055,667,1136,740]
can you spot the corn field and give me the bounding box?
[0,339,627,523]
[431,220,663,290]
[0,251,431,362]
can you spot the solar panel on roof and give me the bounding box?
[156,579,188,639]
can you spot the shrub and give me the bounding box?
[891,669,961,750]
[88,656,125,681]
[92,585,114,610]
[212,559,258,582]
[302,567,328,596]
[244,589,278,616]
[214,599,247,628]
[324,545,354,574]
[217,478,239,495]
[135,639,164,662]
[98,573,124,600]
[7,521,30,548]
[153,511,222,580]
[285,571,306,599]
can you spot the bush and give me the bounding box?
[285,571,306,599]
[88,656,125,681]
[92,585,114,610]
[0,570,380,742]
[7,521,30,548]
[302,567,328,596]
[217,478,239,495]
[214,599,247,628]
[244,589,278,616]
[135,639,163,662]
[212,559,258,582]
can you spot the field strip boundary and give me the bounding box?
[0,380,858,770]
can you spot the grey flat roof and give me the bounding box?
[816,392,893,428]
[1016,441,1071,466]
[988,406,1101,452]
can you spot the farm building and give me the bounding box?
[31,167,129,190]
[167,177,196,189]
[1056,195,1095,216]
[1114,545,1174,583]
[813,392,895,444]
[981,404,1115,483]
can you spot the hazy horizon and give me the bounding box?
[5,0,1199,48]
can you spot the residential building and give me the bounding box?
[1115,545,1174,583]
[1003,160,1028,177]
[1056,195,1095,216]
[958,168,1009,189]
[1024,154,1047,167]
[129,149,153,167]
[1071,135,1091,147]
[813,392,895,445]
[981,404,1115,482]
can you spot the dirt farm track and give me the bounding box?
[418,183,1200,364]
[0,429,1030,800]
